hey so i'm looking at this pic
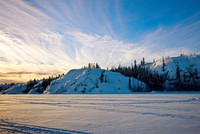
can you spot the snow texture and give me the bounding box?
[0,84,11,91]
[150,55,200,79]
[2,83,27,94]
[44,68,147,94]
[0,94,200,134]
[28,80,44,94]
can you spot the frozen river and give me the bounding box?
[0,94,200,134]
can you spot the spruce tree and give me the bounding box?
[176,65,181,84]
[194,68,198,79]
[96,63,101,69]
[100,72,104,83]
[193,68,199,90]
[105,75,107,83]
[183,72,186,83]
[142,57,145,66]
[133,60,137,77]
[162,56,165,72]
[88,63,92,68]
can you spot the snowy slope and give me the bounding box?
[0,84,12,92]
[44,68,147,94]
[28,80,44,94]
[2,83,27,94]
[2,80,43,94]
[150,55,200,79]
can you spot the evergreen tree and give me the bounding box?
[162,56,165,72]
[108,55,200,91]
[134,60,137,69]
[100,72,104,83]
[193,68,199,90]
[105,75,107,83]
[24,79,36,93]
[140,60,143,66]
[194,68,199,79]
[182,72,187,90]
[133,60,137,77]
[118,64,121,71]
[176,65,181,84]
[140,57,145,66]
[183,72,186,83]
[142,57,145,65]
[88,63,92,68]
[95,63,101,69]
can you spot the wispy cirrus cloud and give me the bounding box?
[139,13,200,57]
[0,0,199,83]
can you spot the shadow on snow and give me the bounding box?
[0,119,91,134]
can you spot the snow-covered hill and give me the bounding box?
[0,84,12,92]
[149,54,200,90]
[1,55,200,94]
[44,68,147,94]
[2,80,42,94]
[28,80,44,94]
[150,54,200,79]
[2,83,27,94]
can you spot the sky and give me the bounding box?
[0,0,200,83]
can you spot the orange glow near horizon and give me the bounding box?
[0,63,70,84]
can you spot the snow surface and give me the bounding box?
[0,94,200,134]
[0,84,12,91]
[44,68,147,94]
[28,80,43,94]
[2,83,27,94]
[150,55,200,79]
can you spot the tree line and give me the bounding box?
[1,54,200,93]
[110,58,166,91]
[24,74,64,93]
[110,56,200,91]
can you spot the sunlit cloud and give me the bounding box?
[0,0,199,83]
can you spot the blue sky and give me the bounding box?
[0,0,200,83]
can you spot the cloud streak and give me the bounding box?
[0,0,199,83]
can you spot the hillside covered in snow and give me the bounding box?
[1,68,147,94]
[44,68,147,94]
[1,54,200,94]
[150,54,200,79]
[149,54,200,90]
[111,54,200,91]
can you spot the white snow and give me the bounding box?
[150,55,200,79]
[2,83,27,94]
[0,94,200,134]
[44,68,147,94]
[28,80,43,94]
[1,55,200,94]
[0,84,11,91]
